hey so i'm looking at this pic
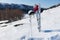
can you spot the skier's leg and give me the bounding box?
[36,11,41,32]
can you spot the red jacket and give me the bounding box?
[33,5,39,12]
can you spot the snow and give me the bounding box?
[41,6,60,30]
[0,6,60,40]
[0,19,30,40]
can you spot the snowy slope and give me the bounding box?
[0,5,60,40]
[41,6,60,30]
[0,19,31,40]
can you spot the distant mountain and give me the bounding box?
[41,3,60,13]
[0,3,33,13]
[0,3,60,13]
[47,3,60,9]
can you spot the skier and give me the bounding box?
[28,4,41,32]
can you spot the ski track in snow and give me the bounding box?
[0,6,60,40]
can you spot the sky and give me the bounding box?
[0,0,60,8]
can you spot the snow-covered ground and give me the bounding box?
[0,6,60,40]
[41,6,60,30]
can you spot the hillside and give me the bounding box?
[0,4,60,40]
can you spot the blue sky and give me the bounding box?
[0,0,60,8]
